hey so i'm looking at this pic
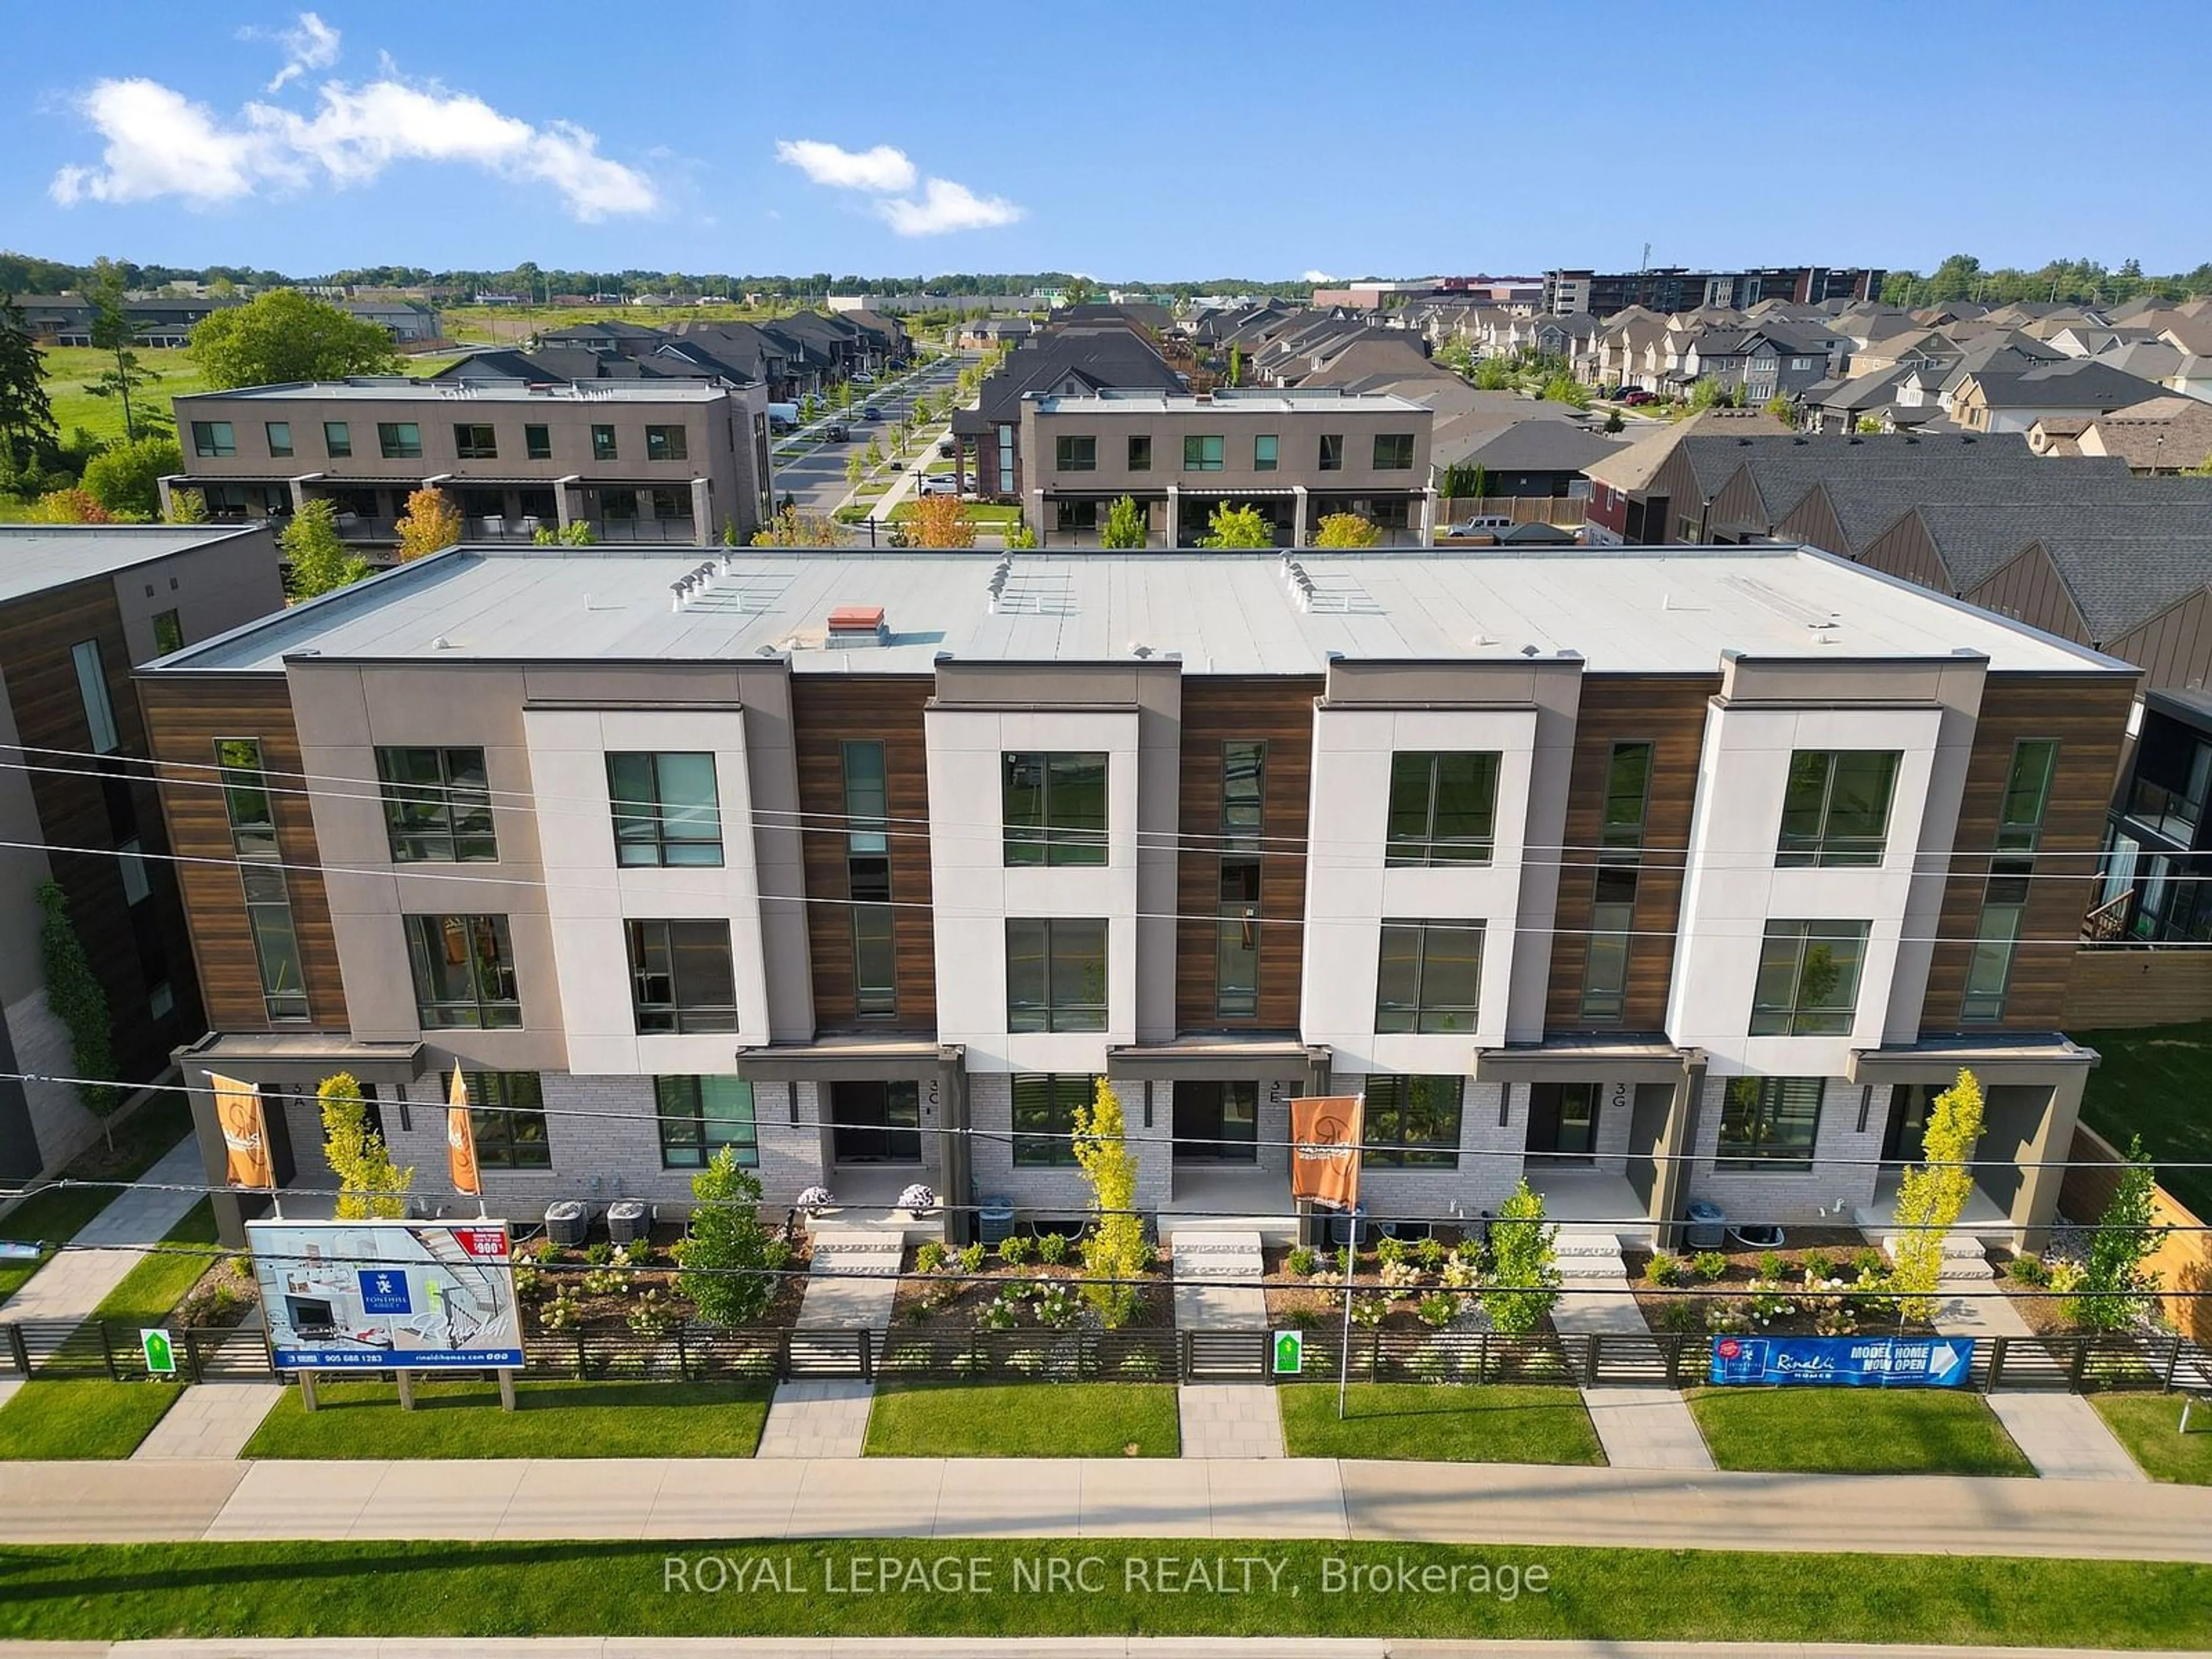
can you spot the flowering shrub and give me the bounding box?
[975,1289,1022,1331]
[1378,1259,1426,1293]
[1414,1236,1448,1271]
[1350,1293,1389,1328]
[540,1289,583,1332]
[1706,1297,1753,1334]
[1031,1281,1080,1328]
[626,1289,677,1339]
[512,1263,543,1300]
[1415,1292,1457,1328]
[1745,1278,1795,1322]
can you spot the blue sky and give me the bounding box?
[9,0,2212,281]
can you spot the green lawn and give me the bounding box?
[88,1200,222,1330]
[0,1188,117,1307]
[2074,1020,2212,1218]
[1687,1387,2034,1476]
[1281,1384,1605,1464]
[39,346,210,445]
[0,1379,181,1459]
[0,1540,2202,1645]
[865,1382,1179,1457]
[241,1378,771,1459]
[1,1092,197,1309]
[2092,1394,2212,1484]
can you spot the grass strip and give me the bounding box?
[0,1540,2202,1645]
[1281,1383,1605,1464]
[241,1378,771,1459]
[89,1200,221,1330]
[0,1378,181,1459]
[2091,1393,2212,1484]
[865,1381,1178,1457]
[1687,1385,2034,1476]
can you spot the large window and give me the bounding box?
[1363,1074,1463,1168]
[453,423,497,460]
[1375,921,1484,1033]
[151,608,184,656]
[997,423,1015,494]
[377,422,422,460]
[323,421,351,459]
[1717,1076,1823,1171]
[1385,751,1500,866]
[591,424,619,462]
[406,914,521,1028]
[1778,750,1899,867]
[1182,433,1225,472]
[842,740,896,1017]
[607,752,722,866]
[218,737,307,1021]
[375,747,495,862]
[1055,435,1096,472]
[191,421,234,459]
[1964,738,2058,1022]
[265,421,293,459]
[627,919,738,1033]
[1579,741,1654,1020]
[1012,1073,1095,1166]
[1002,751,1107,865]
[1318,433,1343,471]
[524,423,552,461]
[465,1071,551,1169]
[1127,435,1152,472]
[645,425,688,461]
[1372,433,1416,470]
[1253,434,1278,471]
[71,640,119,753]
[1750,921,1869,1035]
[1217,740,1265,1018]
[1006,918,1107,1032]
[656,1076,757,1168]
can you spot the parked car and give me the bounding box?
[1445,514,1514,537]
[918,475,958,496]
[821,424,849,442]
[851,372,877,387]
[861,404,883,421]
[938,436,957,457]
[1619,389,1656,406]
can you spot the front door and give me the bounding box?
[1527,1081,1599,1165]
[831,1080,922,1164]
[1173,1080,1257,1164]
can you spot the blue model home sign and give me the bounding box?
[1709,1335,1972,1388]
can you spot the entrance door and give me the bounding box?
[1173,1081,1257,1163]
[1527,1081,1599,1165]
[1882,1085,1934,1165]
[830,1080,922,1164]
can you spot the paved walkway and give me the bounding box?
[130,1382,283,1461]
[1,1644,2202,1659]
[1986,1391,2148,1482]
[1177,1383,1283,1458]
[756,1379,873,1460]
[755,1232,900,1458]
[5,1455,2209,1557]
[1168,1232,1266,1330]
[1,1139,204,1333]
[1582,1387,1716,1471]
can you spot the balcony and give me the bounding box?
[586,516,702,545]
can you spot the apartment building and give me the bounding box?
[1543,267,1885,319]
[138,544,2130,1254]
[162,380,775,554]
[1018,390,1435,547]
[0,524,285,1180]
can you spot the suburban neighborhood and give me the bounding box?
[0,3,2209,1654]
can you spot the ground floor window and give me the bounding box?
[655,1075,757,1169]
[1362,1074,1463,1168]
[1011,1073,1096,1166]
[465,1071,551,1169]
[1717,1076,1822,1171]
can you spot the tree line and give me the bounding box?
[1881,253,2212,308]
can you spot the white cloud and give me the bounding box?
[875,177,1022,237]
[774,139,916,194]
[50,72,657,219]
[1304,269,1338,283]
[258,12,341,93]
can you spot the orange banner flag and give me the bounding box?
[210,1073,273,1190]
[1290,1093,1363,1210]
[446,1066,482,1198]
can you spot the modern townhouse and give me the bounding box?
[162,379,776,552]
[138,542,2129,1261]
[1018,389,1435,546]
[0,524,286,1181]
[950,327,1185,503]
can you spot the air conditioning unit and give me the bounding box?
[544,1199,589,1247]
[606,1200,649,1247]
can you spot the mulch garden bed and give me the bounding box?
[1260,1239,1557,1336]
[516,1224,810,1335]
[1624,1228,1936,1338]
[889,1241,1172,1334]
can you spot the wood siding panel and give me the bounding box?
[1857,510,1955,594]
[2108,587,2212,694]
[2066,948,2212,1028]
[1775,485,1847,556]
[1543,676,1718,1032]
[1706,463,1769,536]
[789,676,937,1035]
[1920,673,2136,1034]
[1963,543,2090,646]
[1173,677,1321,1032]
[0,579,203,1078]
[137,675,347,1033]
[1642,446,1703,543]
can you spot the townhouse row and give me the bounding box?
[132,545,2134,1251]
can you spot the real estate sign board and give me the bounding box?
[247,1219,523,1370]
[1709,1334,1971,1389]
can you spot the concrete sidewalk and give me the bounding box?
[1,1139,205,1331]
[1,1643,2203,1659]
[3,1453,2209,1558]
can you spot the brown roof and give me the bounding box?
[1581,408,1791,493]
[2076,396,2212,471]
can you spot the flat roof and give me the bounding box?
[1031,391,1429,416]
[173,379,734,404]
[153,544,2123,680]
[0,524,260,606]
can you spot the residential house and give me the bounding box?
[950,327,1185,503]
[1445,419,1624,501]
[1950,358,2171,433]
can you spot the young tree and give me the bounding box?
[188,289,402,389]
[1438,461,1488,505]
[1099,494,1148,549]
[165,485,209,523]
[1312,512,1381,548]
[319,1070,413,1219]
[1073,1078,1145,1327]
[1005,521,1039,550]
[749,505,845,547]
[909,493,975,547]
[281,499,374,598]
[678,1147,789,1325]
[0,298,57,471]
[84,257,165,443]
[1228,344,1244,387]
[28,487,115,524]
[1474,357,1517,391]
[1763,393,1798,426]
[2069,1135,2166,1332]
[81,435,182,520]
[1480,1177,1560,1335]
[395,486,463,560]
[1889,1068,1984,1320]
[36,881,119,1137]
[1540,372,1592,410]
[1197,502,1273,549]
[1603,408,1626,433]
[1438,339,1475,378]
[845,449,866,487]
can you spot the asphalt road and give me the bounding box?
[769,351,975,517]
